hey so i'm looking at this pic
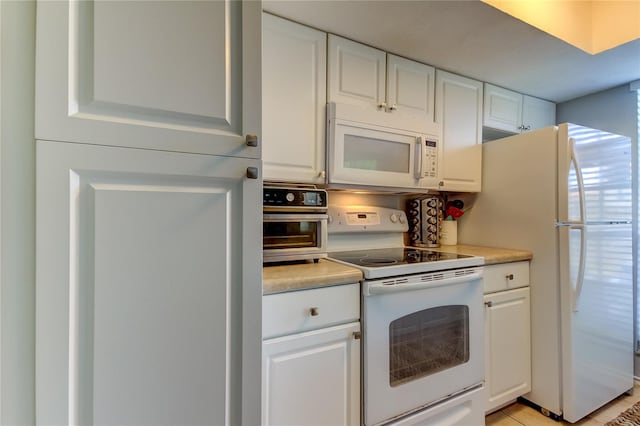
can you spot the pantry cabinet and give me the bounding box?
[262,13,327,184]
[328,34,436,130]
[435,70,483,192]
[483,261,532,413]
[34,1,263,425]
[483,83,555,137]
[35,141,262,426]
[35,0,261,159]
[262,284,361,426]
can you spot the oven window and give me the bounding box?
[263,221,318,249]
[389,305,469,387]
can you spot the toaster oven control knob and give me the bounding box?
[390,213,399,223]
[285,192,295,202]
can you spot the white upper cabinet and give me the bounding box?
[435,70,483,192]
[484,83,555,136]
[522,95,556,132]
[262,13,327,184]
[35,0,261,158]
[328,35,436,130]
[328,35,386,109]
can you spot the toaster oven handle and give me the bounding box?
[414,137,423,180]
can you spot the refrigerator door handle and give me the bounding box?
[569,137,586,224]
[572,224,587,312]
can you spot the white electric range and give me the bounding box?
[327,206,486,426]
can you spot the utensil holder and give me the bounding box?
[440,220,458,245]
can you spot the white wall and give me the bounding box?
[0,1,36,424]
[558,84,639,378]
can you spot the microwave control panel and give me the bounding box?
[263,187,328,210]
[424,139,438,179]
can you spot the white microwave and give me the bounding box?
[327,102,440,191]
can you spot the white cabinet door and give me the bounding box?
[262,322,361,426]
[435,70,483,192]
[262,13,327,184]
[386,54,436,125]
[483,83,523,133]
[35,141,262,426]
[522,95,556,131]
[35,0,261,158]
[484,287,531,413]
[328,34,386,109]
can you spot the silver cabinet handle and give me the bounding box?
[484,301,493,308]
[353,331,362,340]
[245,134,258,147]
[506,274,514,280]
[389,104,398,111]
[309,307,319,316]
[377,102,387,110]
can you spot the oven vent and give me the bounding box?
[382,277,409,286]
[418,268,478,282]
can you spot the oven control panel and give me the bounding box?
[328,206,408,233]
[263,187,327,211]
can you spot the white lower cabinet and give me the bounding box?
[262,284,360,426]
[483,261,531,414]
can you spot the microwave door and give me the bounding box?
[329,120,431,189]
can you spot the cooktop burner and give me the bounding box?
[328,247,472,267]
[327,247,483,279]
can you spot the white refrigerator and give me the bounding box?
[459,123,634,423]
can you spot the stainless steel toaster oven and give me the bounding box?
[263,185,328,263]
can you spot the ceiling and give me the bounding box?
[262,0,640,103]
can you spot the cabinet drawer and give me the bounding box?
[484,261,529,294]
[263,283,360,339]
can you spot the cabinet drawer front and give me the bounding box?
[263,283,360,339]
[484,261,529,293]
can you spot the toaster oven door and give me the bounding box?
[263,214,328,263]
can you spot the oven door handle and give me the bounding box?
[364,271,483,296]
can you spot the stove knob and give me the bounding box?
[428,217,437,225]
[428,199,438,207]
[410,232,420,241]
[428,225,437,233]
[409,200,419,208]
[410,217,419,225]
[286,192,295,202]
[409,209,419,217]
[390,213,399,223]
[428,234,437,242]
[427,208,437,216]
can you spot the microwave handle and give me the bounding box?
[414,137,423,180]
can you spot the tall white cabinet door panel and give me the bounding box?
[484,287,531,413]
[263,14,326,184]
[35,141,262,426]
[35,0,261,158]
[386,54,435,124]
[328,34,386,108]
[522,95,556,132]
[262,322,361,426]
[435,70,483,192]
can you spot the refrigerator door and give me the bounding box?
[558,123,632,224]
[559,222,634,423]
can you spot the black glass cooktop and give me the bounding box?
[328,247,472,268]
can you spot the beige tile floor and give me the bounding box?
[486,384,640,426]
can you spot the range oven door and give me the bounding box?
[362,268,484,426]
